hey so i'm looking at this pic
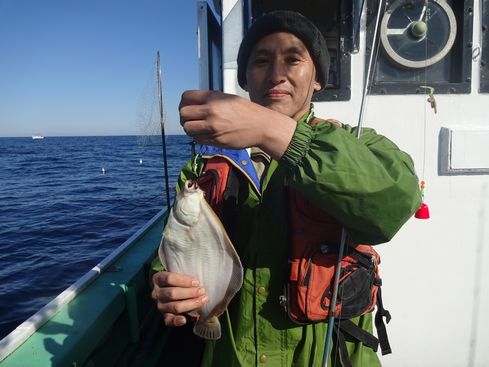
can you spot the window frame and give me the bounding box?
[198,1,223,91]
[481,0,489,92]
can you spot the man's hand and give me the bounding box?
[179,90,296,160]
[151,271,208,327]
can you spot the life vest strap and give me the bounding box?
[374,286,392,355]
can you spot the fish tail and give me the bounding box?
[193,316,221,340]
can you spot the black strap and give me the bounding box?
[338,319,379,351]
[334,323,353,367]
[350,248,374,268]
[374,286,392,355]
[220,167,240,242]
[332,318,380,367]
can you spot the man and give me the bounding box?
[152,10,421,366]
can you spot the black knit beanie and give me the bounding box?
[237,10,330,90]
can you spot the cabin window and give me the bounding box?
[366,0,473,95]
[481,0,489,92]
[249,0,353,101]
[198,2,223,91]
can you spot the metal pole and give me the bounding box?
[321,229,348,367]
[357,0,384,139]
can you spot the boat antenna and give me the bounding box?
[157,51,171,210]
[322,0,386,366]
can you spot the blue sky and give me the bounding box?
[0,0,199,136]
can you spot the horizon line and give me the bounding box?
[0,133,188,138]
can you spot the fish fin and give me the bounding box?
[201,199,242,268]
[206,258,243,319]
[224,235,244,292]
[193,316,221,340]
[199,199,244,318]
[158,233,167,269]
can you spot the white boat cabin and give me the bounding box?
[197,0,489,366]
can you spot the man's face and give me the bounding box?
[245,32,321,120]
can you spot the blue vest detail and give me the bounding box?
[199,145,261,192]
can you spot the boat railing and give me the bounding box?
[0,208,167,363]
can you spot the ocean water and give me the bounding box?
[0,135,193,340]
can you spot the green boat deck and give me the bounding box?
[0,210,171,367]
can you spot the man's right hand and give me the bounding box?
[179,90,297,160]
[151,271,208,327]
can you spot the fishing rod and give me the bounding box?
[321,0,385,365]
[157,51,171,211]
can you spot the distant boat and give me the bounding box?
[31,134,44,140]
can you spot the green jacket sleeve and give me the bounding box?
[280,120,422,244]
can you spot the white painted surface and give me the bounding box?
[450,129,489,169]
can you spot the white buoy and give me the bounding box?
[139,159,143,165]
[102,168,106,174]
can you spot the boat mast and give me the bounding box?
[157,51,171,210]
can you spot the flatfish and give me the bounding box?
[159,180,243,340]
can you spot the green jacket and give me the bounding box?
[173,112,421,367]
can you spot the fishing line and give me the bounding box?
[415,0,432,220]
[422,4,428,181]
[420,0,430,179]
[423,0,431,180]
